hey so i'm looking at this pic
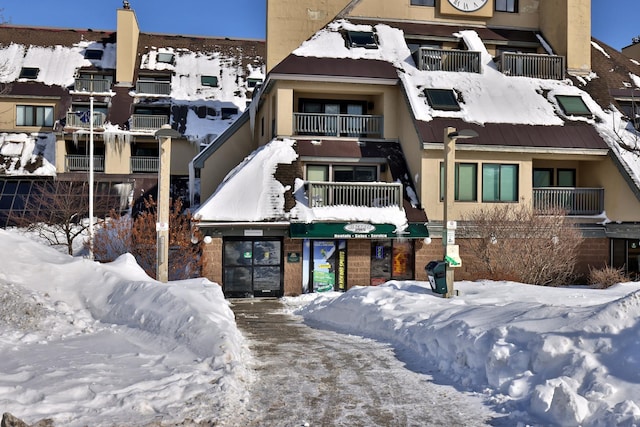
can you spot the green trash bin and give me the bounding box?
[426,261,448,294]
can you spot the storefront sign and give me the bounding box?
[290,223,429,239]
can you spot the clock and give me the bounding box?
[447,0,489,12]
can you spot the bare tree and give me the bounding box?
[461,204,584,286]
[16,180,116,255]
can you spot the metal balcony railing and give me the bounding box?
[74,78,111,93]
[533,187,604,215]
[130,115,169,131]
[65,155,105,172]
[135,80,171,95]
[131,156,159,173]
[294,113,383,137]
[65,111,106,128]
[418,48,481,73]
[307,181,402,208]
[500,52,565,80]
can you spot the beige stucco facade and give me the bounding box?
[115,8,140,86]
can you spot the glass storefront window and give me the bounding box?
[370,240,414,285]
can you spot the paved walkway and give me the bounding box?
[224,298,503,427]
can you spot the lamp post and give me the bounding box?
[88,96,95,260]
[443,127,478,298]
[154,125,181,283]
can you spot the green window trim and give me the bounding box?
[482,163,519,202]
[556,95,592,116]
[440,162,477,202]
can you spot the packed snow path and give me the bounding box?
[226,299,503,426]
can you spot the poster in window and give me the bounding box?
[312,240,336,292]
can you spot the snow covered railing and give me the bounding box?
[135,80,171,96]
[533,187,604,215]
[130,115,169,131]
[73,78,112,93]
[65,111,106,128]
[65,155,105,172]
[131,156,159,173]
[500,52,565,80]
[306,181,402,209]
[294,113,383,137]
[417,48,481,73]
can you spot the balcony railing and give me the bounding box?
[135,80,171,95]
[130,115,169,131]
[74,78,111,93]
[294,113,383,138]
[307,181,402,208]
[131,156,159,173]
[65,111,106,128]
[418,48,481,73]
[500,52,565,80]
[533,187,604,215]
[65,155,105,172]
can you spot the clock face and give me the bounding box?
[447,0,489,12]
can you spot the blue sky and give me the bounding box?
[0,0,636,50]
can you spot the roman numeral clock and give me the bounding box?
[440,0,494,18]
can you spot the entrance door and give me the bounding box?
[310,240,347,292]
[223,239,283,297]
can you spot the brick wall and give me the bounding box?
[347,240,371,288]
[201,237,223,286]
[575,238,609,281]
[283,238,303,295]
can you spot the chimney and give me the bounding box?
[116,5,140,86]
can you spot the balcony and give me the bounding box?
[65,111,106,129]
[135,80,171,96]
[130,115,169,131]
[131,156,159,173]
[533,187,604,215]
[65,155,105,172]
[294,113,384,138]
[417,48,481,73]
[499,52,565,80]
[74,78,111,93]
[307,181,402,208]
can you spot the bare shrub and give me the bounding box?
[92,197,203,280]
[461,204,583,286]
[588,265,628,289]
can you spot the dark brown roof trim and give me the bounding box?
[270,55,399,80]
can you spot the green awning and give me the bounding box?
[289,222,429,239]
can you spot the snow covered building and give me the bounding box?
[0,5,265,225]
[193,0,640,297]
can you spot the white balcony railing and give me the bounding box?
[135,80,171,95]
[418,48,481,73]
[131,156,159,173]
[307,181,402,208]
[533,187,604,215]
[74,78,111,93]
[130,115,169,131]
[65,111,106,128]
[500,52,565,80]
[294,113,383,137]
[65,155,105,172]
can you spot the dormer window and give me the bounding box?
[157,52,175,64]
[556,95,591,116]
[201,75,219,87]
[84,49,104,60]
[346,31,378,49]
[19,67,39,79]
[425,89,461,111]
[496,0,518,12]
[247,78,263,88]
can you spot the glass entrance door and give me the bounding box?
[310,240,347,292]
[223,239,283,297]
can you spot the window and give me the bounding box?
[19,67,39,79]
[533,168,553,187]
[557,169,576,187]
[410,0,435,5]
[440,163,477,202]
[157,52,175,64]
[334,165,377,182]
[84,49,104,60]
[556,95,592,116]
[201,75,218,87]
[483,164,518,202]
[371,240,414,286]
[16,105,54,127]
[247,78,263,88]
[221,107,239,120]
[346,31,378,49]
[425,89,461,111]
[495,0,518,12]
